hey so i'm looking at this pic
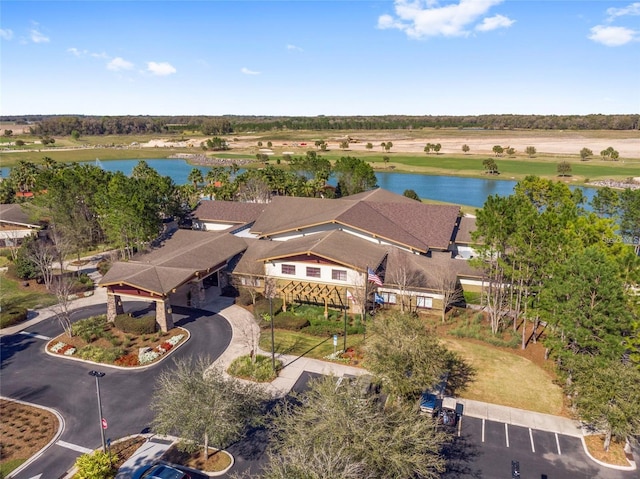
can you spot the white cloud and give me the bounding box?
[377,0,508,39]
[241,67,260,75]
[67,47,83,56]
[0,29,14,40]
[286,44,303,52]
[147,61,176,76]
[475,14,515,32]
[30,28,49,43]
[589,25,638,46]
[107,57,134,71]
[606,2,640,21]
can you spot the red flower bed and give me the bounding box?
[115,354,140,366]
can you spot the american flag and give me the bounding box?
[368,267,383,286]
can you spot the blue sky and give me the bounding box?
[1,0,639,116]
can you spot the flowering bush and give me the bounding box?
[115,354,139,366]
[156,342,173,354]
[51,341,76,356]
[139,350,159,364]
[167,334,184,346]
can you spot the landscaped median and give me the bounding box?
[45,314,188,368]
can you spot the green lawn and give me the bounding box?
[259,329,365,360]
[0,272,57,311]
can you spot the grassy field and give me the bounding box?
[443,338,564,416]
[2,128,638,183]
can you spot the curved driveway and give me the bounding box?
[0,301,233,479]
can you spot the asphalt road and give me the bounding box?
[0,302,233,479]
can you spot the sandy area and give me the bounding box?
[142,134,640,159]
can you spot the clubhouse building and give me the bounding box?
[99,188,482,331]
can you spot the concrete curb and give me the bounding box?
[580,435,637,471]
[2,396,65,479]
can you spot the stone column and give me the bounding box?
[156,299,174,332]
[189,280,205,308]
[106,293,124,323]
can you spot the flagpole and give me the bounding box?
[344,288,348,352]
[363,266,368,341]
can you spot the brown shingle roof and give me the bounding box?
[256,230,388,272]
[0,204,40,228]
[453,216,476,244]
[193,200,268,225]
[100,230,247,294]
[250,191,459,252]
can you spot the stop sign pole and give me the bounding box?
[89,370,107,453]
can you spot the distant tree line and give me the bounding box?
[2,114,637,136]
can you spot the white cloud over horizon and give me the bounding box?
[589,25,638,46]
[147,61,176,76]
[0,29,14,40]
[286,44,303,52]
[377,0,512,39]
[241,67,260,75]
[107,57,134,71]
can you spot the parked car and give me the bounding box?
[419,391,438,415]
[141,464,191,479]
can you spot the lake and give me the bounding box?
[2,158,598,208]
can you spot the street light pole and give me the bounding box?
[88,370,106,453]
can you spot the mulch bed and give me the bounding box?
[0,400,58,464]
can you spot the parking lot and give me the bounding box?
[445,416,636,479]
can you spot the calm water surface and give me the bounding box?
[2,158,597,208]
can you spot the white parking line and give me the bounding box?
[19,331,51,341]
[529,428,535,453]
[482,419,485,442]
[457,416,462,437]
[505,423,510,448]
[555,433,562,455]
[57,440,92,454]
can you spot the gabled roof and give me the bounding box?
[99,262,195,296]
[0,204,40,228]
[254,230,389,272]
[250,189,460,252]
[193,200,268,225]
[454,216,477,245]
[100,229,247,295]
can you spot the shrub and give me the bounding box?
[227,354,279,382]
[0,306,28,328]
[76,345,124,363]
[236,288,254,306]
[272,312,310,331]
[114,314,156,335]
[72,315,108,342]
[70,274,94,293]
[96,259,111,276]
[255,297,283,318]
[74,450,118,479]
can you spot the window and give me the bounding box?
[281,264,296,275]
[332,269,347,281]
[417,296,433,309]
[306,266,321,278]
[381,292,397,304]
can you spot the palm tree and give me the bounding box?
[187,168,204,190]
